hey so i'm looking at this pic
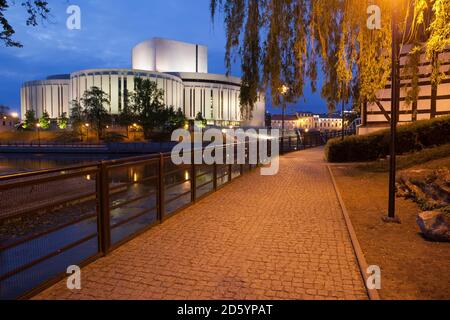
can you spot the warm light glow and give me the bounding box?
[280,85,289,95]
[185,171,190,181]
[86,175,91,181]
[133,173,138,183]
[36,123,41,128]
[85,123,90,127]
[11,112,19,118]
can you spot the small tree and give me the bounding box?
[166,107,187,132]
[23,110,36,130]
[117,90,136,138]
[81,87,110,140]
[131,78,167,139]
[57,112,69,129]
[195,112,207,128]
[39,111,51,130]
[70,100,85,138]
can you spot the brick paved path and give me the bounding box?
[36,148,368,300]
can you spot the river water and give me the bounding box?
[0,153,134,176]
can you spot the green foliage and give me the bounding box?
[195,112,207,128]
[326,116,450,162]
[131,78,167,138]
[0,0,50,47]
[211,0,450,115]
[167,107,187,131]
[23,110,36,130]
[80,86,110,139]
[39,111,51,130]
[69,100,85,134]
[103,132,127,143]
[57,112,69,129]
[117,90,136,135]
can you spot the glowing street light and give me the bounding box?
[133,123,138,140]
[36,123,41,146]
[11,112,19,118]
[279,85,290,154]
[85,123,90,143]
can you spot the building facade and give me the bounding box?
[20,38,266,127]
[359,45,450,135]
[21,75,70,119]
[271,113,343,132]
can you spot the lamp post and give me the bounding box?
[280,85,289,154]
[133,123,138,141]
[36,123,41,147]
[85,123,90,143]
[385,2,402,223]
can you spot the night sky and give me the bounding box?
[0,0,327,115]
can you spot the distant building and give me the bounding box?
[0,114,19,132]
[271,113,343,132]
[20,38,266,128]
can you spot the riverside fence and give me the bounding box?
[0,131,333,299]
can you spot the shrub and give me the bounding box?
[326,115,450,163]
[103,132,127,143]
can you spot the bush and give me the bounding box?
[103,132,127,143]
[326,115,450,163]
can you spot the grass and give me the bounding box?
[358,143,450,172]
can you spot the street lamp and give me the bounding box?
[280,84,290,154]
[133,123,138,141]
[85,123,90,143]
[385,2,402,223]
[36,123,41,147]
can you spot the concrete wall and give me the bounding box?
[70,69,184,114]
[21,79,70,119]
[132,38,208,73]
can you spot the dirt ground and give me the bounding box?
[331,164,450,300]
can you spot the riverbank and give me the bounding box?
[0,141,177,155]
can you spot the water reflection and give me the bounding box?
[0,153,132,176]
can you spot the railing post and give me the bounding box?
[256,138,260,167]
[240,142,245,176]
[213,161,218,191]
[158,153,165,222]
[191,146,197,202]
[288,136,292,152]
[97,162,111,255]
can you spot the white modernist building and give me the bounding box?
[21,38,265,127]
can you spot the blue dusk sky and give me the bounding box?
[0,0,327,115]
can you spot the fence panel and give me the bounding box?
[0,166,100,299]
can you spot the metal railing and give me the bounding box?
[0,141,106,148]
[0,133,324,300]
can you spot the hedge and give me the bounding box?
[325,115,450,163]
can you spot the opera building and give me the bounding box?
[20,38,266,127]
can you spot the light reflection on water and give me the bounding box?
[0,153,133,176]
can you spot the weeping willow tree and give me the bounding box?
[211,0,450,118]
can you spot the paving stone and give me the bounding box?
[35,148,368,300]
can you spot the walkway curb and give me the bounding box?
[327,165,381,301]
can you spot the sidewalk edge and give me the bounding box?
[327,165,381,301]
